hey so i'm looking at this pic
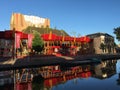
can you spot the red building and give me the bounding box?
[0,30,91,57]
[0,30,33,57]
[41,31,91,56]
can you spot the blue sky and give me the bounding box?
[0,0,120,43]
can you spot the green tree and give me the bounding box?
[100,43,106,53]
[114,27,120,41]
[32,31,44,54]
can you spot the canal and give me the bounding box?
[0,59,120,90]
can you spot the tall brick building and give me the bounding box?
[87,33,115,54]
[10,13,50,31]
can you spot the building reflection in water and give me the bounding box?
[16,83,32,90]
[0,59,118,90]
[43,65,91,89]
[117,60,120,85]
[92,60,117,79]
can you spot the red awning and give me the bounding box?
[41,33,57,41]
[21,33,28,39]
[80,36,91,43]
[41,34,91,43]
[0,31,5,39]
[0,30,29,39]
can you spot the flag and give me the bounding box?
[15,33,21,48]
[28,34,33,48]
[48,31,52,40]
[74,37,76,42]
[10,13,14,29]
[62,36,64,42]
[84,36,87,42]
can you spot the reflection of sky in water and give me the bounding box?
[52,76,120,90]
[52,60,120,90]
[117,60,120,73]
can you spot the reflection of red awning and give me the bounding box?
[44,71,91,88]
[81,72,91,78]
[53,70,61,73]
[16,83,32,90]
[44,78,58,87]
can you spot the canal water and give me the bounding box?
[0,59,120,90]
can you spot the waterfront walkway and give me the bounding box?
[0,54,120,71]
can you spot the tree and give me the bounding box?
[46,25,49,33]
[100,43,106,53]
[77,33,81,37]
[70,31,76,37]
[32,31,44,54]
[114,27,120,41]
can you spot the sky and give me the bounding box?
[0,0,120,43]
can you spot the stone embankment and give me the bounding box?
[0,54,120,71]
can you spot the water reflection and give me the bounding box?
[0,59,120,90]
[15,83,31,90]
[117,73,120,85]
[92,60,117,79]
[117,60,120,85]
[0,71,14,90]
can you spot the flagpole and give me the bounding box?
[14,33,16,60]
[12,29,16,90]
[13,28,16,61]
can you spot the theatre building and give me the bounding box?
[41,32,91,56]
[0,30,91,57]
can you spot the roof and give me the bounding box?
[0,30,28,39]
[87,32,114,39]
[41,33,91,43]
